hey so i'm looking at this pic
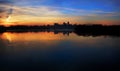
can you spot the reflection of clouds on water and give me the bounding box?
[1,32,12,43]
[0,33,9,44]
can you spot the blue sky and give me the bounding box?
[14,0,120,11]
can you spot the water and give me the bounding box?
[0,32,120,71]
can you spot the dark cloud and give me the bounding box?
[0,7,6,13]
[0,0,13,4]
[0,0,13,20]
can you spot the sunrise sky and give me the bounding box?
[0,0,120,26]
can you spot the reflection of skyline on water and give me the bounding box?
[1,30,120,37]
[0,32,120,71]
[0,32,120,47]
[0,32,120,54]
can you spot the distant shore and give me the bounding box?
[0,23,120,37]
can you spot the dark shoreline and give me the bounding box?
[0,24,120,37]
[74,25,120,37]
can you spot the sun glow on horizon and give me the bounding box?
[2,15,14,27]
[6,16,11,22]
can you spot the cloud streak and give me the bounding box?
[0,0,13,23]
[11,5,119,17]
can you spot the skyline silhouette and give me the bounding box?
[0,22,120,37]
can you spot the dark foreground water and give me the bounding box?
[0,32,120,71]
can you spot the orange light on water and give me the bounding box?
[1,32,63,47]
[1,32,12,42]
[1,32,64,42]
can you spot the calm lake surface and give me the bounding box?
[0,32,120,71]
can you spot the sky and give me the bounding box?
[0,0,120,26]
